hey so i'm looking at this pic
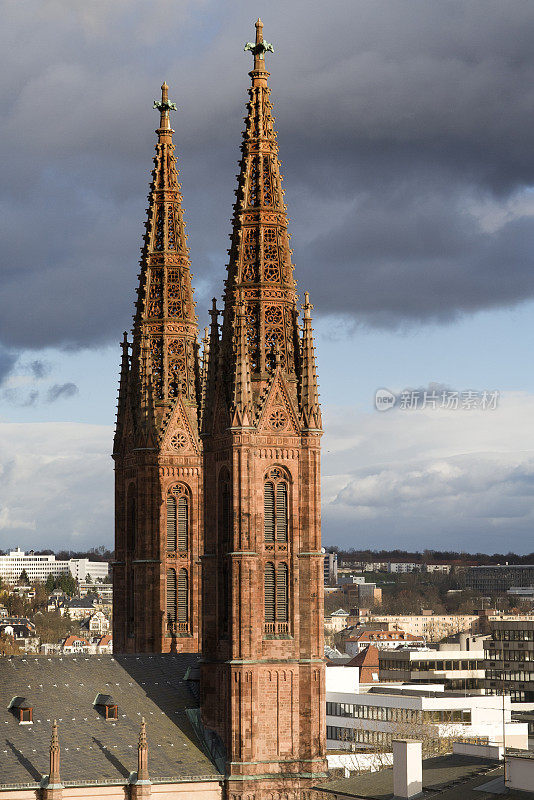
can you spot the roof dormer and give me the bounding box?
[93,693,118,720]
[8,696,33,724]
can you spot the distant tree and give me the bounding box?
[85,573,93,583]
[55,572,77,597]
[18,569,30,585]
[34,611,73,644]
[45,573,56,593]
[0,632,21,656]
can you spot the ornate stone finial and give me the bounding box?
[49,719,61,786]
[153,81,177,131]
[137,717,149,781]
[209,297,220,323]
[302,291,314,319]
[244,18,274,70]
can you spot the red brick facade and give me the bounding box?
[200,21,327,799]
[113,84,202,654]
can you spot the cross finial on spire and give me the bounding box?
[244,18,274,73]
[153,81,177,132]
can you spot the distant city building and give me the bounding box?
[347,645,380,683]
[0,548,109,585]
[61,597,97,620]
[370,614,483,640]
[379,647,486,691]
[325,608,350,633]
[466,564,534,594]
[323,549,339,586]
[326,685,527,751]
[344,630,426,655]
[484,619,534,702]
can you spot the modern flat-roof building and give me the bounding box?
[484,619,534,702]
[326,685,527,752]
[344,630,426,655]
[379,648,486,691]
[0,548,109,584]
[466,564,534,593]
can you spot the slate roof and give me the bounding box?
[314,753,534,799]
[0,654,221,788]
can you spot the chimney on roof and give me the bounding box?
[42,720,63,800]
[130,718,151,799]
[392,739,422,799]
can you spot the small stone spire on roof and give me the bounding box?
[299,292,322,430]
[49,719,61,786]
[137,717,149,782]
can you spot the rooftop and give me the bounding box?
[314,753,530,799]
[0,654,220,788]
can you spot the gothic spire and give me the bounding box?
[221,21,298,404]
[231,293,254,427]
[137,717,149,782]
[132,82,201,434]
[49,720,61,786]
[299,292,322,430]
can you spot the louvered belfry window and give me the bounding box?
[166,496,177,551]
[177,568,188,623]
[177,496,188,551]
[167,486,189,552]
[264,482,275,542]
[276,563,289,622]
[264,468,288,543]
[265,562,276,622]
[275,483,288,542]
[166,568,177,626]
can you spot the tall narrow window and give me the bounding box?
[127,486,136,553]
[264,468,289,544]
[127,570,135,638]
[166,496,177,551]
[167,486,189,552]
[177,496,188,551]
[275,483,288,542]
[265,562,275,623]
[177,568,188,624]
[166,568,177,629]
[276,563,289,622]
[218,470,232,637]
[264,482,275,542]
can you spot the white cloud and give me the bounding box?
[322,392,534,553]
[0,423,112,551]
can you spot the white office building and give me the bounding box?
[0,548,109,585]
[326,684,528,751]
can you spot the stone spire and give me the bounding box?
[43,720,62,799]
[131,81,201,436]
[300,292,322,430]
[230,292,254,427]
[113,331,131,452]
[220,20,298,407]
[137,717,149,781]
[200,298,221,436]
[49,720,61,786]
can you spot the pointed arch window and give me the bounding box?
[166,486,189,552]
[218,469,232,638]
[265,562,275,623]
[276,563,289,622]
[264,468,289,544]
[166,568,177,631]
[126,486,136,554]
[264,561,290,636]
[177,568,188,626]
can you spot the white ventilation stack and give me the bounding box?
[392,739,422,799]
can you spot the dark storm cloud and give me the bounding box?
[0,349,17,386]
[46,382,79,403]
[3,0,534,349]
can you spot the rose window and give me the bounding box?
[268,409,287,430]
[170,432,188,449]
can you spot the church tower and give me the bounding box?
[113,84,202,654]
[201,21,327,799]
